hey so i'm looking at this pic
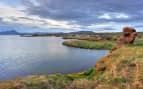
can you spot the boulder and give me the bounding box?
[111,27,137,52]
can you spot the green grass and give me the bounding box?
[0,69,96,89]
[63,37,143,50]
[131,38,143,47]
[63,40,115,50]
[62,34,118,41]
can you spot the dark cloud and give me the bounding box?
[100,27,116,31]
[22,0,93,20]
[21,0,143,27]
[134,24,143,28]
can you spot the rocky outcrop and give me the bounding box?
[111,27,137,52]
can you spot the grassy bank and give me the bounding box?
[94,46,143,88]
[63,38,143,50]
[63,40,115,50]
[62,34,118,41]
[0,69,96,89]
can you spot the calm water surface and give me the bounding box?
[0,36,108,80]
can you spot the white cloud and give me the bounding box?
[86,22,136,32]
[98,12,130,20]
[0,3,81,30]
[116,13,129,19]
[30,0,40,6]
[98,13,112,20]
[0,3,25,18]
[0,3,141,32]
[87,23,113,29]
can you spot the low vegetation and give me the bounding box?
[94,46,143,88]
[63,40,115,50]
[62,34,118,41]
[0,69,96,89]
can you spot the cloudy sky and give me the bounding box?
[0,0,143,33]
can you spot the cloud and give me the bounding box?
[18,0,143,32]
[0,2,81,31]
[87,23,112,29]
[0,0,143,32]
[85,22,142,32]
[98,12,130,20]
[22,0,143,22]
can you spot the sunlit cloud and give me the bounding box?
[0,0,143,32]
[0,3,81,31]
[87,23,112,29]
[98,12,130,20]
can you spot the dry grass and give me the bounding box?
[95,46,143,88]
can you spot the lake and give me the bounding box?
[0,36,108,80]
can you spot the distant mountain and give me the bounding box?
[0,30,20,35]
[69,31,95,34]
[0,30,95,35]
[0,30,48,35]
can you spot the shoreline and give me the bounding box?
[0,37,143,88]
[1,46,143,89]
[63,40,115,50]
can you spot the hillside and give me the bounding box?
[0,30,19,35]
[94,46,143,88]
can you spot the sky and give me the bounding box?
[0,0,143,33]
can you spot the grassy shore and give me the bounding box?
[0,69,96,89]
[94,46,143,88]
[63,40,115,50]
[63,38,143,50]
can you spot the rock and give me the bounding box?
[123,27,137,44]
[12,83,27,89]
[111,27,137,52]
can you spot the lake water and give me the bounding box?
[0,36,108,80]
